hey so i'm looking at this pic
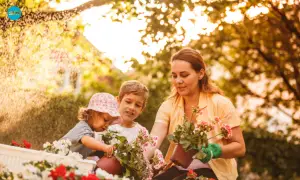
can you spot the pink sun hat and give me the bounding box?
[87,93,120,117]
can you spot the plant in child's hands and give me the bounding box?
[101,129,156,180]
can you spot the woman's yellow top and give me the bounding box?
[155,92,241,180]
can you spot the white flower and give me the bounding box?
[21,164,41,180]
[96,168,115,179]
[23,164,39,174]
[110,138,120,145]
[41,170,51,180]
[43,142,51,149]
[67,151,83,160]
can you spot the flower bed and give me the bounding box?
[0,143,96,174]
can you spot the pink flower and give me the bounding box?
[215,117,221,123]
[221,124,232,139]
[197,121,214,132]
[141,127,148,135]
[152,142,157,147]
[214,116,222,125]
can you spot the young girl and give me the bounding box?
[61,92,120,159]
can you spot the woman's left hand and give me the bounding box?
[199,143,222,163]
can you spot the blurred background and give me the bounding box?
[0,0,299,179]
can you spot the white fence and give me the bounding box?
[0,144,96,174]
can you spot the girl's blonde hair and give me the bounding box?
[77,107,90,121]
[169,48,223,99]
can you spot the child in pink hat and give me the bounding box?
[61,93,120,159]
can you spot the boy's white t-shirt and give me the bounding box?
[107,123,143,143]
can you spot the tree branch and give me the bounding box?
[256,47,300,100]
[269,2,300,39]
[0,0,110,31]
[291,60,300,96]
[246,35,300,100]
[237,79,297,122]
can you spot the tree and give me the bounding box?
[109,0,300,125]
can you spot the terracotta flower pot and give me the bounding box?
[96,156,122,175]
[170,144,197,168]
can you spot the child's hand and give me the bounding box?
[103,144,115,157]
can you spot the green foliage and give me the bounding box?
[111,0,299,125]
[240,128,300,179]
[0,92,86,149]
[101,130,153,180]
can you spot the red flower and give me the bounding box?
[68,172,75,180]
[209,178,215,180]
[221,124,232,139]
[81,174,99,180]
[49,164,67,180]
[11,140,20,147]
[23,140,31,149]
[187,169,197,179]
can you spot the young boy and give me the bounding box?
[61,93,120,159]
[107,80,149,143]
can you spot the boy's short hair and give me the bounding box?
[118,80,149,107]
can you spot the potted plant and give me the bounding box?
[168,107,232,168]
[98,128,158,180]
[96,130,127,175]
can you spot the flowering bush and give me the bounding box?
[101,128,158,180]
[184,169,215,180]
[168,106,232,160]
[11,140,32,149]
[151,149,166,170]
[43,139,83,160]
[0,163,13,179]
[0,160,129,180]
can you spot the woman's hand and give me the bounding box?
[199,143,222,163]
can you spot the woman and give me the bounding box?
[150,48,246,180]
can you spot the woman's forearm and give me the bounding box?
[151,122,168,148]
[145,122,168,159]
[219,126,246,158]
[220,142,246,158]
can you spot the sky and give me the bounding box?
[49,1,270,73]
[50,1,243,72]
